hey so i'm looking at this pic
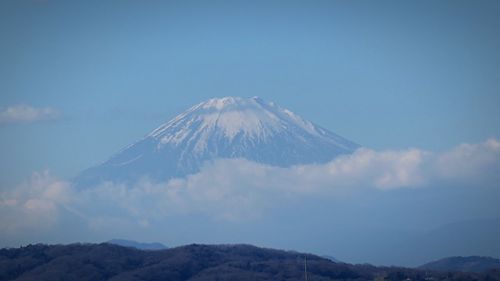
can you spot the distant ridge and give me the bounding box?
[106,239,167,250]
[419,256,500,273]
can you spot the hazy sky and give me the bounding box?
[1,0,500,266]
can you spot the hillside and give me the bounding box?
[1,243,499,281]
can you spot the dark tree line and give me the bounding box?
[1,243,499,281]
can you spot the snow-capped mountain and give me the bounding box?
[75,97,359,187]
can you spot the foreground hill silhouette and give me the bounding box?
[1,244,500,281]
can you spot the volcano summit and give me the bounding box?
[75,97,359,187]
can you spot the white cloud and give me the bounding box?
[0,104,60,124]
[0,139,499,236]
[75,138,500,222]
[435,138,500,184]
[0,170,72,234]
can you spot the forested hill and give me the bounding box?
[1,243,499,281]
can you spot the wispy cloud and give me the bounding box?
[0,104,60,124]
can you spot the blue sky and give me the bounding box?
[1,0,499,184]
[1,0,500,265]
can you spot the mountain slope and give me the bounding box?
[2,243,498,281]
[419,256,500,273]
[75,97,359,187]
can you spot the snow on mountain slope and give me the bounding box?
[75,97,359,187]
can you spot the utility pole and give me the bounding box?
[304,256,308,281]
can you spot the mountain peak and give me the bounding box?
[148,96,278,145]
[75,97,359,186]
[199,96,261,110]
[149,96,331,146]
